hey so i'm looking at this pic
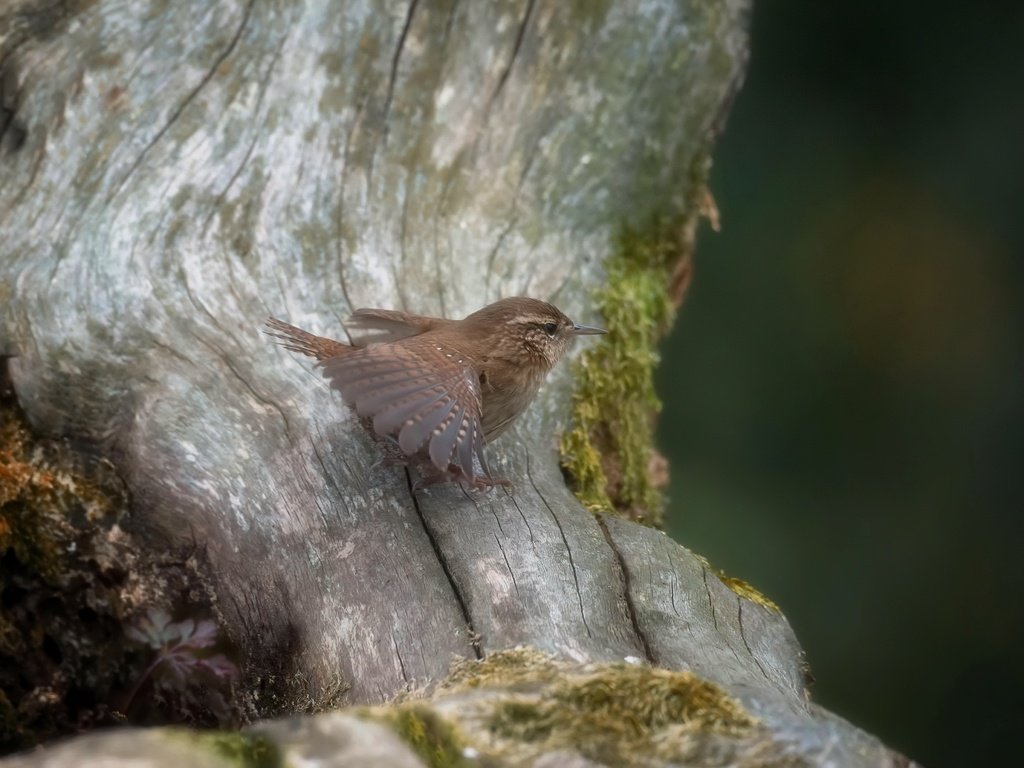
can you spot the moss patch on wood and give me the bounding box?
[560,156,724,528]
[486,664,755,765]
[442,646,561,692]
[560,219,681,526]
[430,647,792,767]
[188,731,283,768]
[360,703,472,768]
[718,575,782,613]
[0,399,122,581]
[370,708,468,768]
[694,551,782,614]
[355,648,770,766]
[363,647,772,766]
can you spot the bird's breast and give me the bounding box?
[479,361,547,440]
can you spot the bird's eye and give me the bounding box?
[543,322,558,337]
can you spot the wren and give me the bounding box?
[265,297,606,488]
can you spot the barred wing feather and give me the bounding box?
[320,345,485,481]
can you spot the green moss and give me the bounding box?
[0,394,125,583]
[694,552,782,614]
[718,575,782,613]
[433,649,772,766]
[363,703,471,768]
[362,649,771,766]
[560,219,680,526]
[560,151,722,527]
[188,731,283,768]
[442,647,560,692]
[485,659,758,766]
[268,649,788,768]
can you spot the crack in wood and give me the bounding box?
[545,260,574,307]
[518,247,540,296]
[309,493,331,534]
[149,336,199,368]
[193,331,295,442]
[699,570,759,677]
[597,514,654,663]
[0,41,30,152]
[460,484,508,539]
[503,487,536,548]
[181,263,240,342]
[669,563,679,617]
[737,595,771,682]
[308,430,355,522]
[483,218,517,305]
[701,564,719,631]
[482,126,540,302]
[203,32,287,233]
[108,0,257,204]
[335,91,368,320]
[524,453,591,638]
[391,259,410,313]
[391,631,411,687]
[435,258,448,320]
[405,468,482,659]
[489,504,505,536]
[494,532,520,598]
[491,0,536,107]
[381,0,420,146]
[397,161,414,312]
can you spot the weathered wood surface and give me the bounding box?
[0,0,912,764]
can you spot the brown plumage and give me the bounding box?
[265,297,606,487]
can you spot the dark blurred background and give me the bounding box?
[658,2,1024,766]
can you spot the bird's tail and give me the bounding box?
[264,317,351,361]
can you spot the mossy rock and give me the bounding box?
[366,647,803,767]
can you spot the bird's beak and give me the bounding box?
[571,323,608,335]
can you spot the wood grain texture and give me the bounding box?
[413,442,647,662]
[0,0,913,764]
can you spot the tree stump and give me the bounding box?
[0,0,914,765]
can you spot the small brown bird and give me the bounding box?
[266,297,606,488]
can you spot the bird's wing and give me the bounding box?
[320,342,485,481]
[344,308,454,347]
[265,318,351,361]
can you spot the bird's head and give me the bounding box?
[463,297,607,370]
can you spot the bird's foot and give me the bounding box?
[411,471,451,492]
[468,474,514,494]
[449,465,513,494]
[409,465,513,494]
